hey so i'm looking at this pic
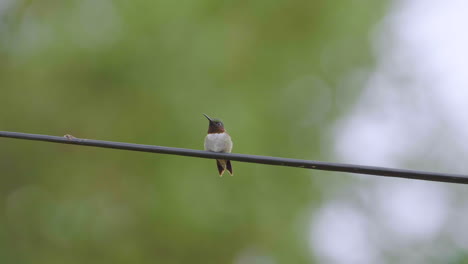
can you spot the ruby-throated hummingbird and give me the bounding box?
[203,114,233,176]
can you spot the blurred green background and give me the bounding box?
[0,0,386,263]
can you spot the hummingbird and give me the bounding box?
[203,114,233,176]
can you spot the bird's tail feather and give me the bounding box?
[216,160,233,176]
[226,160,233,176]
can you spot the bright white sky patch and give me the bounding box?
[311,202,378,264]
[312,0,468,263]
[335,0,468,169]
[374,181,450,242]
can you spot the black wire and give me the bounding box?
[1,130,467,184]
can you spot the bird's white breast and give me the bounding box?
[204,132,232,153]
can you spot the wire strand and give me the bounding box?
[1,130,467,184]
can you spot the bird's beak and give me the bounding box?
[203,114,212,122]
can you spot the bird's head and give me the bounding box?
[203,114,225,133]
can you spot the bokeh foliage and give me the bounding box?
[0,0,385,263]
